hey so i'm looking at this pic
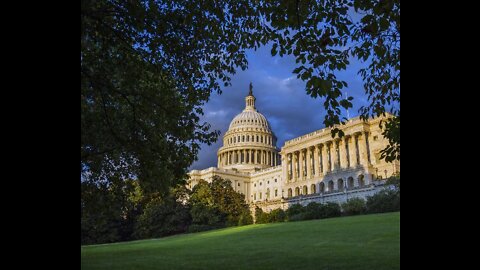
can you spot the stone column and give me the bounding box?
[357,132,369,167]
[339,138,348,169]
[312,146,317,177]
[317,145,322,175]
[321,143,327,174]
[327,142,334,171]
[297,150,302,180]
[308,148,311,177]
[365,131,372,164]
[282,153,288,183]
[345,136,352,167]
[293,152,298,182]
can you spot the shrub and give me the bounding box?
[269,209,287,222]
[254,207,269,224]
[238,211,254,226]
[288,212,307,222]
[366,189,400,214]
[321,202,342,218]
[304,202,322,220]
[286,204,304,220]
[190,204,225,227]
[342,198,366,216]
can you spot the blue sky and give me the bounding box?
[190,43,370,170]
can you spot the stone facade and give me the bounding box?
[188,85,400,212]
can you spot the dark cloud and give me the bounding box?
[190,45,369,170]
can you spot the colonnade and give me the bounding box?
[284,131,371,182]
[218,149,281,166]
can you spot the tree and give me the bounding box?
[81,178,142,244]
[256,0,400,161]
[81,0,258,193]
[82,0,400,197]
[133,186,191,239]
[190,176,252,228]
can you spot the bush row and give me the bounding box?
[255,187,400,224]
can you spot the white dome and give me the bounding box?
[216,84,280,173]
[228,110,271,131]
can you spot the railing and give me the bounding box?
[284,117,362,146]
[251,165,281,175]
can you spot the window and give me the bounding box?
[254,183,256,187]
[275,179,277,183]
[260,182,262,186]
[254,193,256,200]
[267,181,269,184]
[275,189,278,197]
[238,183,240,186]
[256,135,259,142]
[259,193,262,199]
[373,135,378,140]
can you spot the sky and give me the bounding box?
[189,43,370,170]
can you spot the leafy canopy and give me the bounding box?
[81,0,400,197]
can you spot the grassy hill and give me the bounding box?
[81,212,400,270]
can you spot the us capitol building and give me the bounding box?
[188,84,400,212]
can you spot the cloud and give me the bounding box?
[189,44,370,170]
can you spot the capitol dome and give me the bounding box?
[229,110,271,131]
[217,83,280,172]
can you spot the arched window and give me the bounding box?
[319,182,325,193]
[311,184,316,194]
[338,179,344,192]
[303,185,308,195]
[358,175,365,187]
[275,189,278,197]
[254,193,256,200]
[261,136,263,143]
[328,180,334,191]
[266,188,270,199]
[247,135,249,142]
[242,136,245,142]
[259,192,262,200]
[295,187,300,196]
[288,188,292,198]
[348,177,354,189]
[256,135,259,142]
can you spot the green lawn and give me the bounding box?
[81,212,399,270]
